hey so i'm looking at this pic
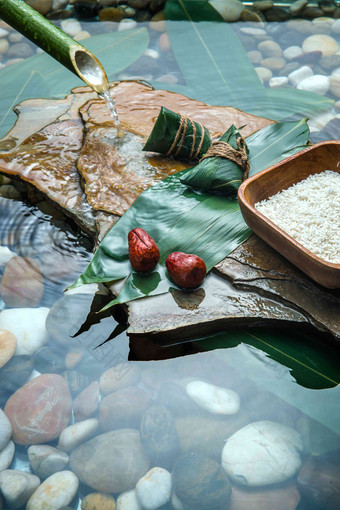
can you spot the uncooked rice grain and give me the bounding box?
[255,170,340,264]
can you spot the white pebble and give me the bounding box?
[117,490,142,510]
[0,441,15,472]
[60,19,82,37]
[255,66,273,83]
[0,470,40,509]
[171,492,185,510]
[185,380,240,415]
[26,471,79,510]
[0,308,49,356]
[144,48,159,59]
[269,76,289,87]
[58,418,99,453]
[0,28,9,38]
[0,247,15,266]
[222,421,304,486]
[283,45,303,60]
[288,65,313,86]
[297,75,330,95]
[136,468,172,510]
[0,409,12,451]
[118,19,137,31]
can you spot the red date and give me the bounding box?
[166,251,206,289]
[128,228,160,272]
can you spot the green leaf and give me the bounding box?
[0,28,149,138]
[193,328,340,434]
[70,119,310,308]
[162,0,333,120]
[164,0,266,113]
[180,125,247,197]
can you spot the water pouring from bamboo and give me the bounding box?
[0,0,121,130]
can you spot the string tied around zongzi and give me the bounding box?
[166,114,206,160]
[201,136,250,181]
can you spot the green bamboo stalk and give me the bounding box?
[0,0,109,93]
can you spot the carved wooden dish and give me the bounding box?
[238,141,340,289]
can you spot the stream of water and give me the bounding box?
[100,89,123,138]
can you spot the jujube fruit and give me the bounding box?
[165,252,206,289]
[128,228,160,272]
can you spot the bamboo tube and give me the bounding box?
[0,0,109,93]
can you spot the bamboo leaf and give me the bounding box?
[162,0,333,120]
[70,119,310,308]
[0,28,149,137]
[164,0,266,113]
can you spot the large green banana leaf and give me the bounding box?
[163,0,333,120]
[0,27,149,138]
[69,118,310,310]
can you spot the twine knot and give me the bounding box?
[201,136,250,181]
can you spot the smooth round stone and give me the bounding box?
[99,386,150,431]
[7,43,34,59]
[26,471,79,510]
[319,0,338,15]
[135,467,171,510]
[0,247,15,266]
[302,6,324,18]
[26,0,52,15]
[264,6,289,21]
[253,0,273,11]
[175,413,249,461]
[209,0,244,21]
[334,99,340,111]
[62,370,92,395]
[98,7,123,21]
[302,34,338,56]
[0,441,15,472]
[0,307,49,356]
[229,483,301,510]
[8,32,24,43]
[247,50,263,64]
[118,19,138,31]
[34,346,65,374]
[222,421,304,486]
[149,11,166,31]
[0,330,16,368]
[297,74,330,94]
[261,57,286,71]
[269,76,289,87]
[140,405,179,470]
[332,66,340,77]
[157,381,201,415]
[171,492,184,510]
[330,75,340,97]
[60,18,82,37]
[241,8,264,22]
[4,374,72,445]
[185,381,240,415]
[0,39,9,54]
[320,54,340,70]
[258,40,282,57]
[0,28,9,38]
[73,381,100,421]
[255,66,273,82]
[241,27,266,36]
[28,445,69,479]
[70,429,150,493]
[0,184,21,199]
[283,45,303,60]
[74,30,91,41]
[297,450,340,510]
[117,491,141,510]
[332,18,340,34]
[0,256,44,308]
[173,451,232,509]
[99,363,141,394]
[288,65,313,86]
[0,470,40,509]
[81,493,116,510]
[289,0,308,16]
[58,418,99,453]
[0,409,12,452]
[0,356,33,403]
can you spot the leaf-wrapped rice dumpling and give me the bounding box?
[143,106,211,161]
[180,125,249,197]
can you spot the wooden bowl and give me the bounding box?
[238,141,340,289]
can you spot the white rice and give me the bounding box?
[255,170,340,264]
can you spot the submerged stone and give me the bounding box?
[70,429,150,493]
[99,386,151,431]
[4,374,72,445]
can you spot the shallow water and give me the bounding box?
[0,4,340,509]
